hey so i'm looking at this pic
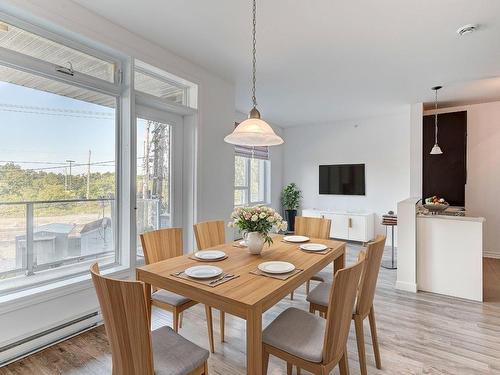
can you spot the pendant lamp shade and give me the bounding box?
[224,109,283,146]
[224,0,284,147]
[430,144,443,155]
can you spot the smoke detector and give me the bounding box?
[457,24,478,36]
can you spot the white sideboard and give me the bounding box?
[301,208,375,242]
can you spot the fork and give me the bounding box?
[209,274,234,285]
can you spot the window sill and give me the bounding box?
[0,264,132,315]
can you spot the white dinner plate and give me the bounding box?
[258,261,295,274]
[184,265,223,279]
[194,250,226,260]
[300,243,328,252]
[283,235,310,243]
[239,240,247,247]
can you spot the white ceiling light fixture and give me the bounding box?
[430,86,443,155]
[224,0,283,147]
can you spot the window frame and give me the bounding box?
[234,155,271,207]
[0,13,123,292]
[134,105,183,258]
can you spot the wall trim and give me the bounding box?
[395,281,417,293]
[483,251,500,259]
[0,311,102,365]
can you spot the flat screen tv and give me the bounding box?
[319,164,365,195]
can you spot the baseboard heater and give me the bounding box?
[0,311,101,366]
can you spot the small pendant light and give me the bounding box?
[430,86,443,155]
[224,0,284,147]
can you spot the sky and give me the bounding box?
[0,81,117,175]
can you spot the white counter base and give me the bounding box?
[417,215,484,302]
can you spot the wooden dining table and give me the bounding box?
[136,235,346,375]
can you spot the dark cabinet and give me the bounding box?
[422,111,467,207]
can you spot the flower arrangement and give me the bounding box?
[229,205,287,246]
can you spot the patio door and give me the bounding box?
[135,106,183,257]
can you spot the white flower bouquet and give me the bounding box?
[228,205,287,246]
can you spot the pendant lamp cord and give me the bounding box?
[434,88,438,144]
[251,0,257,108]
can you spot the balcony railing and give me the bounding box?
[0,197,167,280]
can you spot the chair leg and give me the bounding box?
[173,309,179,333]
[220,310,225,343]
[290,291,294,300]
[339,347,350,375]
[306,280,311,295]
[369,306,382,369]
[354,315,367,375]
[287,363,293,375]
[297,367,302,375]
[205,305,215,353]
[179,311,183,329]
[262,346,270,374]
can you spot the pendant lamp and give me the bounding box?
[224,0,283,147]
[430,86,443,155]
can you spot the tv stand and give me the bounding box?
[302,208,375,242]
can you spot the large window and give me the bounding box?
[0,19,120,291]
[234,156,270,206]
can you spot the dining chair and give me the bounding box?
[141,227,216,353]
[90,263,209,375]
[291,216,332,300]
[193,220,226,343]
[262,258,365,375]
[307,235,387,375]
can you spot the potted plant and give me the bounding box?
[229,206,287,255]
[281,183,301,232]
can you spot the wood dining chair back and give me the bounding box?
[293,216,332,298]
[355,235,386,317]
[193,220,225,250]
[193,220,227,344]
[140,227,183,265]
[323,259,364,365]
[90,263,155,375]
[140,228,184,297]
[262,259,364,375]
[308,235,386,375]
[140,227,218,353]
[294,216,331,239]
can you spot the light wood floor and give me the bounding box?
[2,245,500,375]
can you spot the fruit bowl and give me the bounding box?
[424,196,449,214]
[423,203,449,214]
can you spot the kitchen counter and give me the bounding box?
[396,198,484,301]
[417,213,485,223]
[416,214,484,301]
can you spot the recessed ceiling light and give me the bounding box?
[457,24,478,36]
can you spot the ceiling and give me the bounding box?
[73,0,500,127]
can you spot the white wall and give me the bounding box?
[425,101,500,258]
[283,110,411,239]
[410,103,423,197]
[0,0,237,356]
